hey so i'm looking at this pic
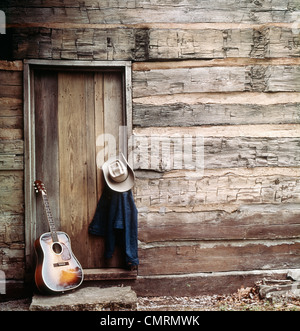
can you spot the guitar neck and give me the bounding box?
[41,193,59,243]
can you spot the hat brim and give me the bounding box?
[102,153,135,192]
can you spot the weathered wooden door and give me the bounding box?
[34,69,125,269]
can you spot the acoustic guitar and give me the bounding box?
[33,180,84,294]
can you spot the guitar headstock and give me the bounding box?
[34,180,47,195]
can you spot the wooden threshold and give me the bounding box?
[83,268,138,281]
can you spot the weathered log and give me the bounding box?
[259,279,300,299]
[131,132,300,171]
[0,213,24,245]
[138,204,300,243]
[133,167,300,208]
[0,246,25,279]
[132,65,300,97]
[287,269,300,281]
[148,27,300,59]
[0,171,24,213]
[0,98,22,116]
[6,25,300,61]
[138,240,300,276]
[133,100,300,127]
[3,0,299,24]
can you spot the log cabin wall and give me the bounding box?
[0,61,24,287]
[0,0,300,296]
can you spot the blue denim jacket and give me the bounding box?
[88,186,139,267]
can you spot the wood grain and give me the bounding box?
[0,171,24,214]
[0,72,23,117]
[3,0,299,24]
[94,72,105,201]
[7,25,300,61]
[85,72,106,268]
[134,168,300,209]
[138,241,300,276]
[0,97,22,117]
[132,65,300,98]
[131,132,300,171]
[133,100,300,127]
[34,70,59,236]
[103,72,123,160]
[56,71,125,268]
[138,204,300,242]
[58,72,89,265]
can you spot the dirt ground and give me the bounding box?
[1,285,300,311]
[137,287,300,311]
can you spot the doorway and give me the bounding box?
[24,60,133,273]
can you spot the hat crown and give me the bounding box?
[102,153,135,192]
[108,159,128,183]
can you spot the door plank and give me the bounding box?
[85,73,97,224]
[103,72,123,160]
[102,72,125,267]
[84,72,107,268]
[34,70,59,237]
[58,72,89,266]
[94,72,105,201]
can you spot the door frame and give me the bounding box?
[23,59,132,273]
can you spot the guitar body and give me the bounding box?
[34,231,83,294]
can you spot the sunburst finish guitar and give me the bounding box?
[34,180,84,294]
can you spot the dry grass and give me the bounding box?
[1,285,299,311]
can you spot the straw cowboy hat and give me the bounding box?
[102,153,135,192]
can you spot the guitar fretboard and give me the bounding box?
[41,193,59,243]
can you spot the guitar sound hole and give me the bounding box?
[52,242,63,254]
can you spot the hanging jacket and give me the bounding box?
[88,186,139,267]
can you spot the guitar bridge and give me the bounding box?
[53,262,69,267]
